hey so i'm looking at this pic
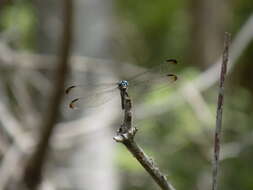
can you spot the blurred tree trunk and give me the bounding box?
[34,0,118,190]
[188,0,230,68]
[36,0,62,54]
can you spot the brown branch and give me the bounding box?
[212,32,231,190]
[114,92,176,190]
[22,0,73,189]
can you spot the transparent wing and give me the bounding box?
[65,59,178,109]
[65,82,118,95]
[126,59,178,90]
[65,85,119,109]
[127,74,178,101]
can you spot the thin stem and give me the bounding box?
[212,32,231,190]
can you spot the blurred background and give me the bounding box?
[0,0,253,190]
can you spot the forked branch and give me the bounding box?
[114,91,176,190]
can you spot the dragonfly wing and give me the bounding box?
[66,86,119,109]
[65,82,118,95]
[128,73,178,94]
[127,59,178,87]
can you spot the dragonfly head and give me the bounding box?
[118,80,129,90]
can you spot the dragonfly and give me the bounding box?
[65,59,178,110]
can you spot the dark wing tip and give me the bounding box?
[166,59,178,64]
[65,85,76,94]
[69,98,79,109]
[167,74,178,81]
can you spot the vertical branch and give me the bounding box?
[23,0,73,189]
[212,32,231,190]
[114,91,176,190]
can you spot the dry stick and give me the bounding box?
[114,92,176,190]
[212,32,231,190]
[23,0,73,189]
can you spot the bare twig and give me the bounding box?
[212,32,231,190]
[114,91,176,190]
[23,0,73,189]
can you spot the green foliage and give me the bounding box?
[115,0,189,66]
[117,65,253,189]
[0,1,36,50]
[0,0,252,189]
[116,146,143,172]
[232,0,253,32]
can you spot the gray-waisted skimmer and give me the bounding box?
[65,59,178,110]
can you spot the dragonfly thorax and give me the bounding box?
[118,80,129,90]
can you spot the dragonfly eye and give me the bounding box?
[118,80,129,88]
